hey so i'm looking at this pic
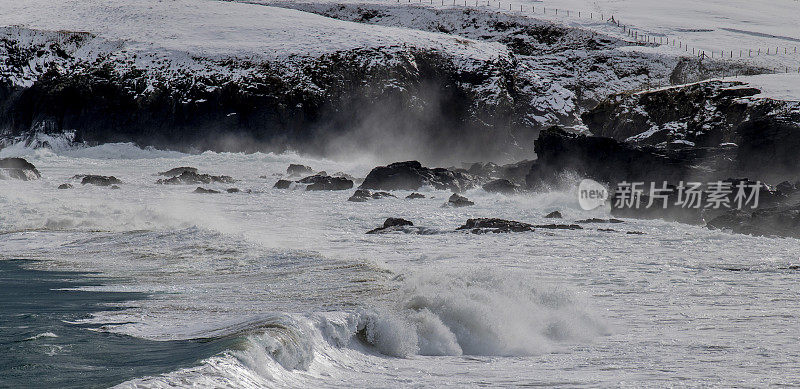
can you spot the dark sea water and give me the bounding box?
[0,259,234,389]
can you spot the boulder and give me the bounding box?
[157,171,235,185]
[446,193,474,207]
[544,211,562,218]
[367,218,414,234]
[360,161,478,192]
[298,174,354,191]
[456,218,533,233]
[0,157,41,180]
[57,183,73,189]
[226,188,240,193]
[348,189,396,202]
[273,179,293,189]
[194,187,220,194]
[158,167,197,176]
[287,164,314,177]
[81,175,122,186]
[482,179,519,194]
[406,193,426,199]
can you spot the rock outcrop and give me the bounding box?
[360,161,478,192]
[482,179,519,194]
[456,218,533,233]
[446,193,474,207]
[298,174,354,191]
[79,175,121,186]
[156,171,235,185]
[0,157,41,180]
[367,217,414,234]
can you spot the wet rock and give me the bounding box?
[626,231,645,235]
[110,185,120,190]
[193,187,220,194]
[406,193,425,199]
[706,205,800,238]
[526,127,696,189]
[273,179,293,189]
[0,157,41,180]
[157,171,235,185]
[456,218,533,233]
[57,183,73,189]
[544,211,562,219]
[482,179,519,194]
[158,167,197,176]
[226,188,240,193]
[533,224,583,230]
[298,174,354,191]
[287,164,314,177]
[360,161,478,192]
[598,228,617,232]
[348,189,395,202]
[576,218,624,224]
[367,218,414,234]
[80,175,122,186]
[446,193,474,207]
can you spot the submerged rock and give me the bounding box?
[226,188,240,193]
[298,174,354,191]
[534,224,583,230]
[456,218,533,233]
[406,193,426,199]
[576,218,624,224]
[157,171,235,185]
[367,218,414,234]
[158,167,197,176]
[193,187,220,194]
[482,179,519,194]
[544,211,562,219]
[360,161,477,192]
[446,193,474,207]
[80,175,122,186]
[57,183,73,189]
[0,157,41,180]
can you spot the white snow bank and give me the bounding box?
[0,0,507,62]
[727,73,800,102]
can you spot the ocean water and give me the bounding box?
[1,142,800,387]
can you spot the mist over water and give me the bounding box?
[2,141,800,387]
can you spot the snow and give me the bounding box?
[727,73,800,102]
[0,0,507,62]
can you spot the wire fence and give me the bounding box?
[393,0,800,74]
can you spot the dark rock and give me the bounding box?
[81,175,122,186]
[273,179,292,189]
[598,228,617,232]
[544,211,562,218]
[533,224,583,230]
[226,188,240,193]
[626,231,645,235]
[158,167,197,176]
[406,193,426,199]
[157,171,234,185]
[583,79,800,183]
[576,218,624,224]
[193,187,220,194]
[332,172,357,182]
[287,164,314,176]
[360,161,478,192]
[706,205,800,238]
[526,127,696,189]
[57,183,73,189]
[349,189,396,202]
[0,157,41,180]
[776,181,799,196]
[110,185,120,190]
[446,193,474,207]
[298,174,354,191]
[482,179,519,194]
[456,218,533,233]
[367,218,414,234]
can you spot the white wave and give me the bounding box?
[24,332,59,341]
